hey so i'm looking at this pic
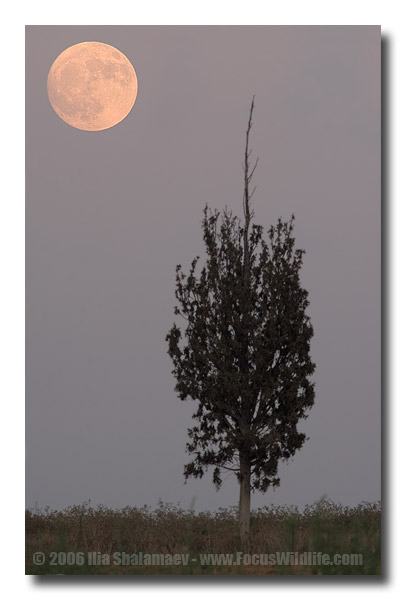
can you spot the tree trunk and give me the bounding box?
[239,452,251,549]
[239,97,255,550]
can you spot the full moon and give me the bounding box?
[47,41,138,131]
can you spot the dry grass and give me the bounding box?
[26,498,381,575]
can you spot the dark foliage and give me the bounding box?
[167,210,315,493]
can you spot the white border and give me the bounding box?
[2,1,404,597]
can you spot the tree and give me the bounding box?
[166,97,315,546]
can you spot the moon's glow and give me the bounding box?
[47,42,138,131]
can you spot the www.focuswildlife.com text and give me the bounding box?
[198,551,362,566]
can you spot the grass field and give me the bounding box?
[26,498,381,575]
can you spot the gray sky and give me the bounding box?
[26,25,380,512]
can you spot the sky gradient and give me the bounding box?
[26,26,381,512]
